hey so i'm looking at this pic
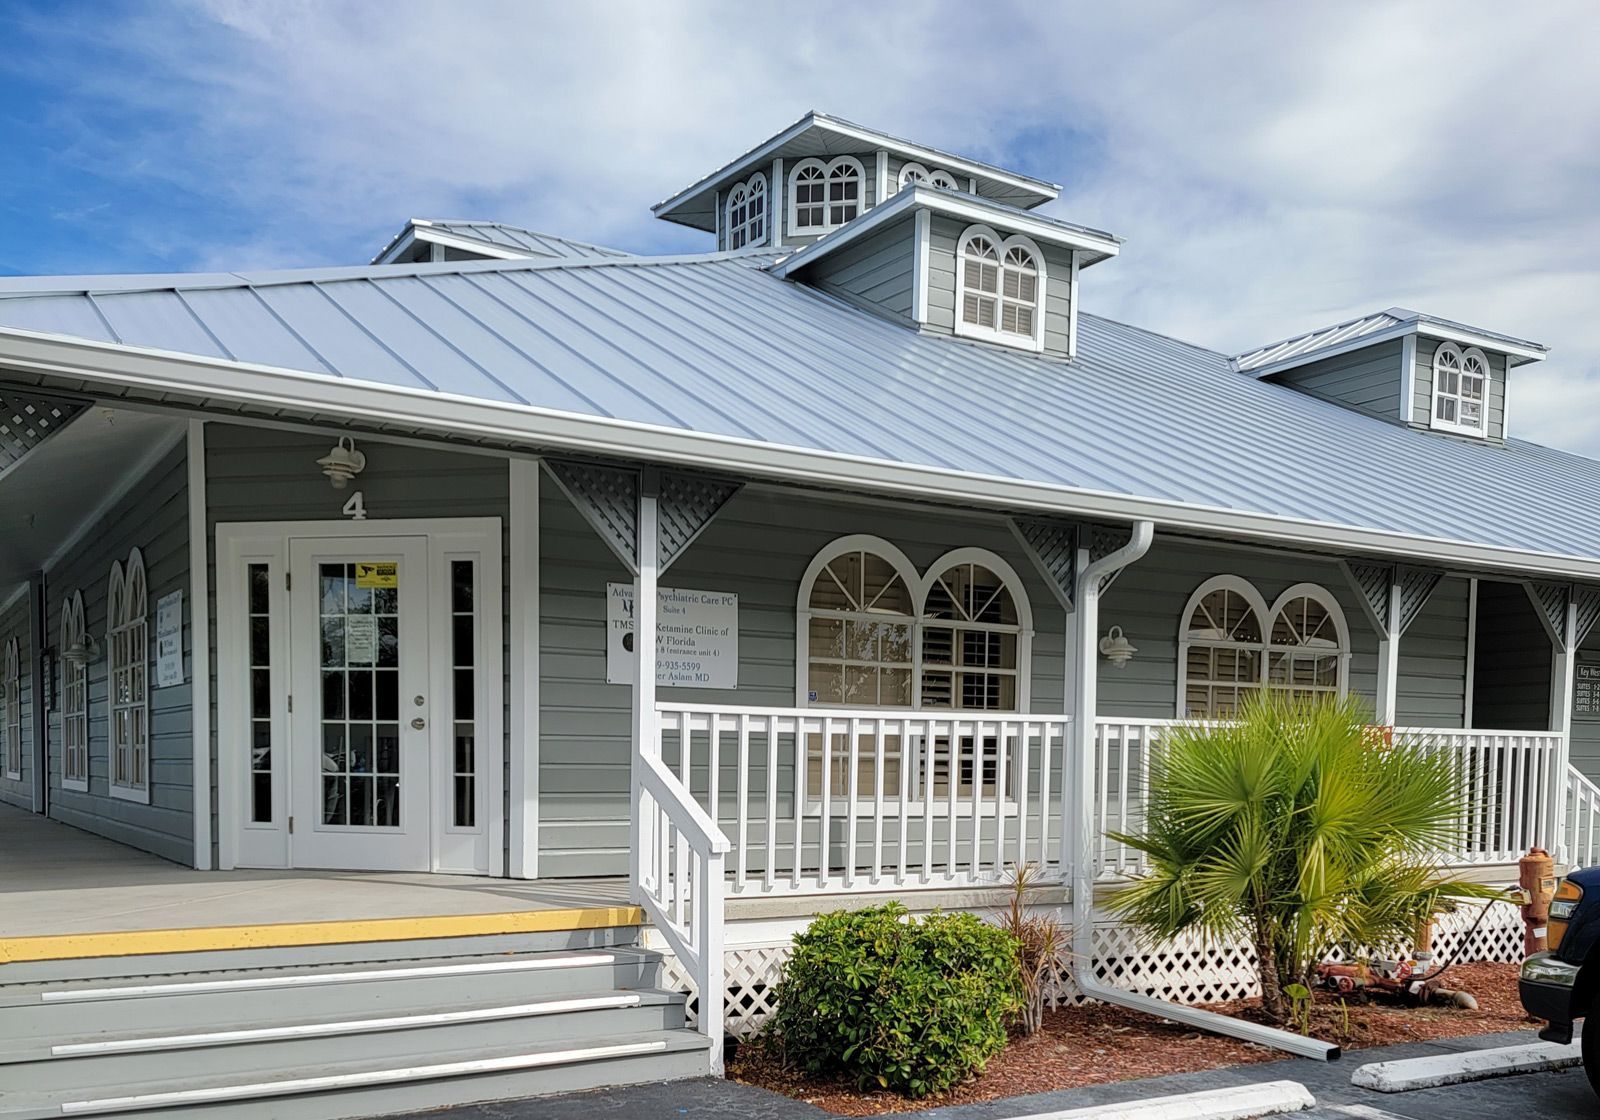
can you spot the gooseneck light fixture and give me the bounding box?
[316,435,366,490]
[1098,625,1137,669]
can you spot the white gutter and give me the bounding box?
[1,327,1599,582]
[1067,521,1340,1062]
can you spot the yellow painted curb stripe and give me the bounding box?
[0,905,643,964]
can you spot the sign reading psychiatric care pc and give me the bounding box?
[606,583,739,689]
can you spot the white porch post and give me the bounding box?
[1375,573,1401,726]
[1550,595,1577,863]
[187,419,214,869]
[629,475,660,903]
[508,457,541,879]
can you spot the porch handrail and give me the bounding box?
[1567,765,1600,870]
[633,747,730,1072]
[657,702,1071,897]
[1094,719,1566,877]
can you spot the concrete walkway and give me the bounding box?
[0,802,626,936]
[394,1030,1594,1120]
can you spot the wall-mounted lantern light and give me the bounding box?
[316,435,366,490]
[61,634,99,667]
[1099,625,1137,669]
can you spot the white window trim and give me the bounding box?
[787,155,865,237]
[2,637,19,781]
[898,161,958,192]
[1429,341,1491,437]
[794,536,1035,712]
[724,173,768,251]
[954,224,1048,353]
[108,548,151,804]
[61,591,89,792]
[1175,575,1350,718]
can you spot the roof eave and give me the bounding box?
[1243,320,1548,379]
[1,324,1594,584]
[651,111,1062,227]
[769,187,1121,280]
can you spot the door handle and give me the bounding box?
[411,717,426,730]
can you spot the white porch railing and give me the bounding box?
[1566,765,1600,869]
[656,703,1071,897]
[633,749,729,1067]
[1093,720,1567,878]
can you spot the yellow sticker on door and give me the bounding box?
[355,561,399,588]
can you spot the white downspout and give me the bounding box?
[1068,520,1340,1061]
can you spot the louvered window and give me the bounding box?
[920,560,1019,711]
[956,227,1044,350]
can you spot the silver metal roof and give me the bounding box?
[0,252,1595,567]
[653,111,1062,232]
[1235,306,1548,374]
[371,219,631,264]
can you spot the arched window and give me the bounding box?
[1178,576,1269,719]
[788,157,863,235]
[897,162,958,192]
[955,225,1045,350]
[799,536,918,707]
[1431,342,1489,435]
[1267,585,1350,703]
[919,551,1032,711]
[61,591,88,791]
[2,638,19,781]
[108,548,150,802]
[1177,576,1349,718]
[726,173,767,249]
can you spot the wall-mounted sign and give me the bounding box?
[346,615,379,665]
[155,590,184,688]
[607,583,738,689]
[1576,661,1600,720]
[355,561,398,589]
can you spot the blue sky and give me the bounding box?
[3,0,1598,454]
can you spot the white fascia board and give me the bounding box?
[770,187,1119,280]
[1248,321,1547,380]
[651,112,1060,223]
[4,326,1600,581]
[410,228,539,262]
[1414,321,1548,364]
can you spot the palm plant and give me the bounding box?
[1107,691,1501,1024]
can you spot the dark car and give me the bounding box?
[1520,865,1600,1093]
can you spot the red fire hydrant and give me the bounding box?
[1519,847,1556,957]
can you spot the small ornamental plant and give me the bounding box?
[765,902,1022,1098]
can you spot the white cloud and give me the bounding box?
[19,0,1600,453]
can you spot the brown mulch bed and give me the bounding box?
[726,961,1537,1116]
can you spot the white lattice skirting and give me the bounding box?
[663,900,1525,1038]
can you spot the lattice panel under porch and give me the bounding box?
[666,901,1526,1038]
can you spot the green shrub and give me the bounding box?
[765,902,1021,1098]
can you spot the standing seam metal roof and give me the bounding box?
[0,251,1596,564]
[371,219,631,264]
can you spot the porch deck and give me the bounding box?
[0,805,632,959]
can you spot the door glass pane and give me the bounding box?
[248,563,273,823]
[318,561,403,829]
[450,559,476,828]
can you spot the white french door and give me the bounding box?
[288,536,432,871]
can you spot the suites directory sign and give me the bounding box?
[606,583,738,688]
[1576,660,1600,719]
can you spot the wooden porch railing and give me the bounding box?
[1093,720,1568,878]
[656,703,1070,897]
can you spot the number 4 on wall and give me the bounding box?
[342,490,368,521]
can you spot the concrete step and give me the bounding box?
[0,923,639,986]
[0,989,688,1091]
[0,947,665,1040]
[0,1029,712,1119]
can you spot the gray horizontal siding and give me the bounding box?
[46,441,193,864]
[1395,576,1470,728]
[802,215,916,326]
[204,424,510,869]
[924,214,1075,358]
[0,593,32,810]
[1274,339,1403,421]
[538,478,1068,878]
[1097,536,1381,720]
[1412,338,1507,440]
